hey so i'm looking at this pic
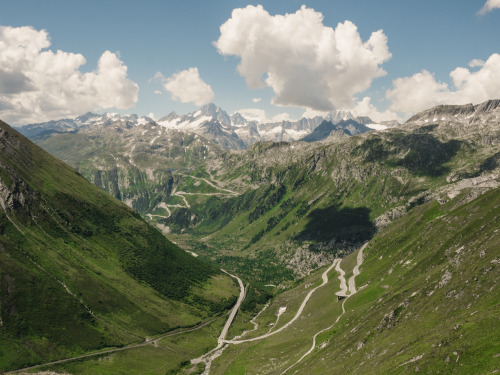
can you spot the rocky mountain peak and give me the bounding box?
[75,112,101,123]
[230,112,248,126]
[200,103,218,116]
[199,103,231,126]
[475,98,500,113]
[353,116,372,125]
[159,111,179,122]
[298,119,369,142]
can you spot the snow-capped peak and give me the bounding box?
[199,103,231,127]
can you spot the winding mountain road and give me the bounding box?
[156,176,238,215]
[224,259,340,344]
[190,270,246,374]
[282,243,368,374]
[335,258,348,296]
[348,242,367,294]
[185,175,239,196]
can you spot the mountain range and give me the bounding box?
[17,103,394,150]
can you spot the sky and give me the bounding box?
[0,0,500,125]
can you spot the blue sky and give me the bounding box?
[0,0,499,125]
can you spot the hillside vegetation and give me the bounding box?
[207,184,499,374]
[0,121,238,371]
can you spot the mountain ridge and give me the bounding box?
[299,119,371,142]
[406,99,500,125]
[16,103,393,150]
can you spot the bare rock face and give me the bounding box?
[0,126,40,216]
[0,176,29,211]
[406,99,500,126]
[373,206,407,230]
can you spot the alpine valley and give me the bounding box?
[1,100,499,374]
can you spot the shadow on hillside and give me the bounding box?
[355,132,466,177]
[295,204,376,248]
[392,134,464,177]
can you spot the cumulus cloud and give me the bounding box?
[301,108,330,119]
[386,53,500,116]
[300,97,401,123]
[252,97,261,103]
[215,5,391,112]
[236,108,293,123]
[478,0,500,15]
[351,97,402,123]
[469,59,485,68]
[0,25,138,125]
[156,67,214,106]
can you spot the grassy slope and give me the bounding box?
[43,315,228,375]
[0,121,238,371]
[300,189,500,374]
[210,186,500,374]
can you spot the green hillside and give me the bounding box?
[25,162,500,375]
[0,121,238,371]
[206,183,500,374]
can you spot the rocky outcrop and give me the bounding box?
[0,174,38,214]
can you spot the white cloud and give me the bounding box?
[154,90,162,95]
[0,25,138,125]
[300,97,401,122]
[301,108,330,119]
[478,0,500,15]
[386,70,449,114]
[237,108,267,123]
[252,97,261,103]
[271,112,292,122]
[158,67,214,106]
[469,59,485,68]
[351,97,402,123]
[215,5,391,112]
[236,107,292,123]
[386,53,500,116]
